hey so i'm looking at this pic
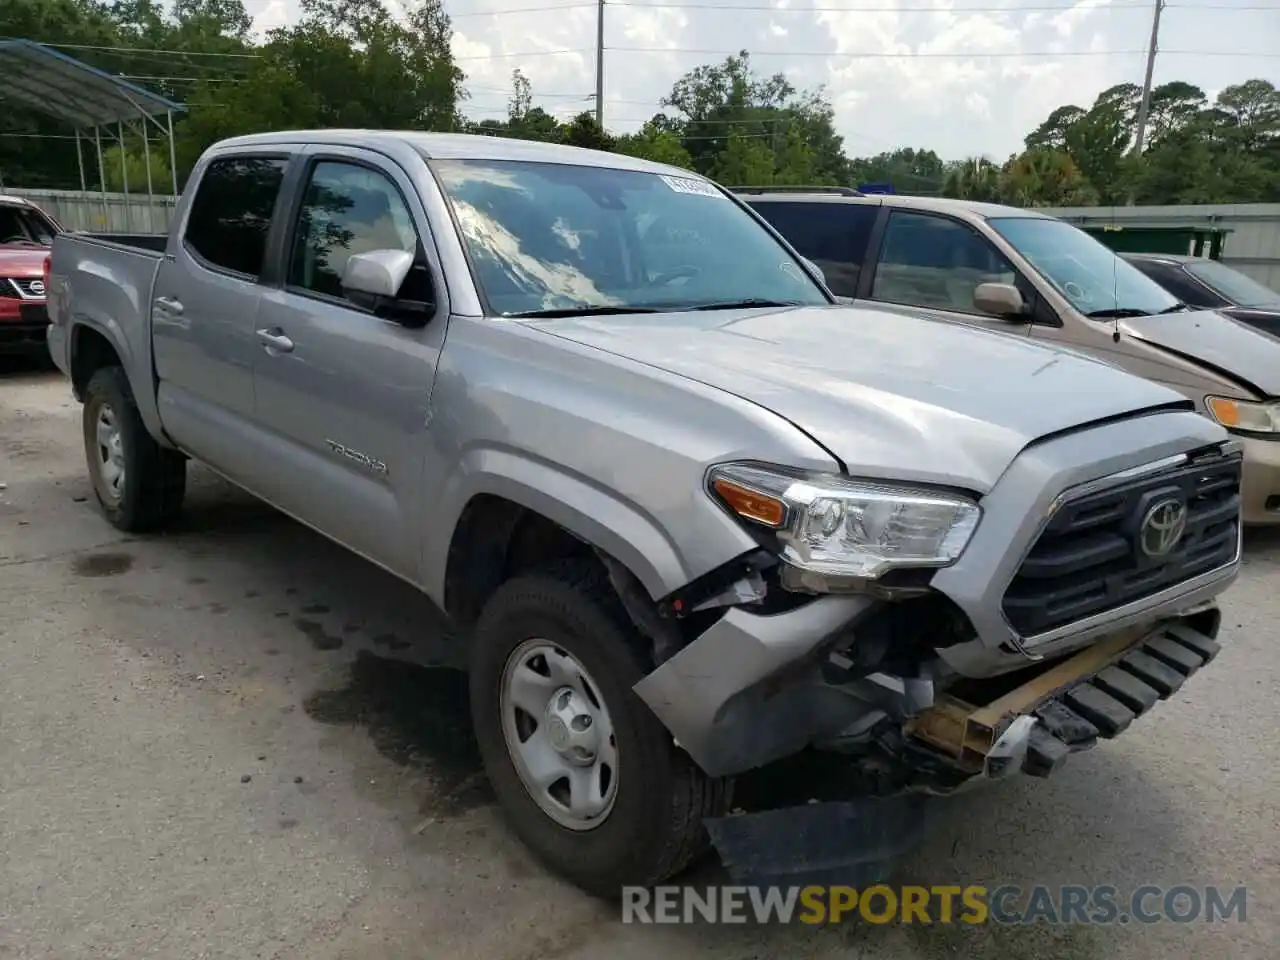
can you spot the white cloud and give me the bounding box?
[242,0,1279,161]
[1050,0,1111,39]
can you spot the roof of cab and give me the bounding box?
[0,194,33,206]
[210,129,702,179]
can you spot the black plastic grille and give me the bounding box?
[1002,452,1241,636]
[11,278,44,297]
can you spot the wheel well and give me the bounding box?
[70,326,122,400]
[443,495,604,627]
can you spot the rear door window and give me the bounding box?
[184,156,288,278]
[749,200,876,297]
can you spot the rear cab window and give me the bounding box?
[183,156,289,278]
[748,200,876,297]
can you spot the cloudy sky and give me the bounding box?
[243,0,1277,160]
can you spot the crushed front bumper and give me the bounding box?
[633,594,878,777]
[699,611,1223,885]
[905,607,1222,782]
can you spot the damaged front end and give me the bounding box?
[618,440,1241,883]
[625,552,1225,883]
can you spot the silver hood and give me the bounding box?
[1121,308,1280,396]
[531,303,1192,493]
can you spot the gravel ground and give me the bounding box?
[2,355,1277,960]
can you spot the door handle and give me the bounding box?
[256,328,295,354]
[154,296,183,316]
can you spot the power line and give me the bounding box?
[454,47,590,60]
[609,0,1268,8]
[117,74,246,83]
[607,45,1279,57]
[613,0,1143,9]
[469,84,595,98]
[453,2,596,13]
[34,42,262,58]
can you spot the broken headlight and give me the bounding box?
[708,462,981,588]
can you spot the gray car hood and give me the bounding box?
[1121,309,1280,396]
[531,304,1190,493]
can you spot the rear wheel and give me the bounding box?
[82,366,186,532]
[469,560,729,897]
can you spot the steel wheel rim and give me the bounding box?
[499,638,620,831]
[95,403,125,503]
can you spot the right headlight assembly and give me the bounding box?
[707,462,982,588]
[1205,396,1280,435]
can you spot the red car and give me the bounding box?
[0,195,59,353]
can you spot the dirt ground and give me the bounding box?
[2,354,1277,959]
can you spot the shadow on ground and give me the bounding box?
[0,349,56,378]
[303,651,494,817]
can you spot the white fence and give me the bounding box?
[4,187,177,234]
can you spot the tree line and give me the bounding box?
[2,0,1278,208]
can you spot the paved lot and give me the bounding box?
[2,355,1278,960]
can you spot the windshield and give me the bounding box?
[1184,259,1280,308]
[989,217,1181,317]
[0,204,56,246]
[429,159,829,315]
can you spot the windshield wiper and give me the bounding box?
[687,298,802,312]
[1085,307,1151,319]
[1158,302,1191,314]
[504,305,660,319]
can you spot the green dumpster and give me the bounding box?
[1080,225,1230,260]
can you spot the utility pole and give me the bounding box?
[1132,0,1165,156]
[595,0,605,128]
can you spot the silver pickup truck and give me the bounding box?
[47,131,1241,896]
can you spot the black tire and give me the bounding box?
[82,366,186,532]
[469,560,729,898]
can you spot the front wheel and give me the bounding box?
[469,560,729,897]
[82,366,187,532]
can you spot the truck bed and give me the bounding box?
[48,231,169,440]
[71,232,168,254]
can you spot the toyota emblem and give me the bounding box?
[1139,498,1187,558]
[29,279,45,296]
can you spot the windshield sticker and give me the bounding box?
[659,175,724,199]
[779,261,807,284]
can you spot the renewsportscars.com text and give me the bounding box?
[621,884,1249,925]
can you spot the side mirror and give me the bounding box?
[341,248,433,326]
[342,248,413,299]
[974,282,1026,320]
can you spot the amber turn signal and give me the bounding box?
[711,477,787,528]
[1206,396,1239,428]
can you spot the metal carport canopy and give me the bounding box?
[0,38,184,197]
